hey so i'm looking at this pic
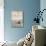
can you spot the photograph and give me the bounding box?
[11,11,24,28]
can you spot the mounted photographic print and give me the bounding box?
[11,11,24,28]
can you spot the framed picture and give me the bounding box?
[11,11,24,28]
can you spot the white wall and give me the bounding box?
[40,0,46,27]
[0,0,4,42]
[40,0,46,9]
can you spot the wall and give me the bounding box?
[40,0,46,27]
[4,0,40,42]
[0,0,4,42]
